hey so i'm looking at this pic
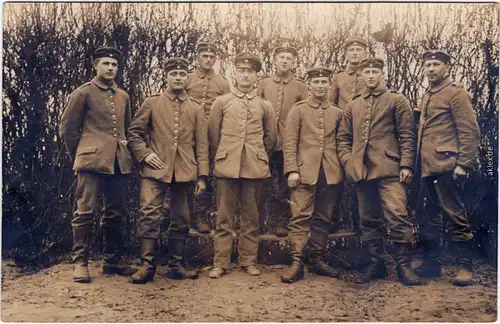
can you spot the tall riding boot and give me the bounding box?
[163,236,199,280]
[308,231,339,278]
[453,240,474,286]
[102,226,137,276]
[357,240,388,284]
[393,243,423,286]
[414,239,442,278]
[281,242,304,283]
[72,225,93,283]
[130,238,157,284]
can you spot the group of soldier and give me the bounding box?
[59,36,480,288]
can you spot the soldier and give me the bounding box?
[208,53,277,278]
[281,66,345,283]
[414,50,480,286]
[329,36,368,109]
[257,43,309,237]
[59,47,136,283]
[127,57,209,284]
[184,41,230,234]
[329,36,370,236]
[337,57,422,286]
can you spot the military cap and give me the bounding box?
[422,49,451,63]
[197,42,218,54]
[234,52,262,72]
[164,57,190,73]
[344,36,368,49]
[306,66,333,79]
[93,47,122,61]
[360,57,385,70]
[273,42,298,56]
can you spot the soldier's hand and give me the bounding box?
[287,172,300,189]
[144,153,165,170]
[399,167,413,184]
[453,165,468,181]
[194,178,207,197]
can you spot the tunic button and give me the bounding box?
[113,121,116,124]
[113,134,117,137]
[174,129,178,133]
[113,128,117,131]
[112,115,116,118]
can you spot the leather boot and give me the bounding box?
[393,243,423,286]
[281,243,304,283]
[414,240,442,278]
[356,240,388,284]
[453,241,474,286]
[308,256,340,278]
[130,238,157,284]
[102,226,137,276]
[72,225,92,283]
[163,236,199,280]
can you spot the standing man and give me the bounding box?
[208,53,277,279]
[329,36,370,235]
[59,47,136,283]
[337,57,421,286]
[281,67,345,283]
[329,36,368,109]
[257,43,309,237]
[185,42,231,234]
[414,50,480,286]
[127,57,209,284]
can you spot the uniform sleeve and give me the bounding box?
[124,94,132,131]
[329,74,340,106]
[194,103,209,177]
[336,103,354,166]
[394,94,416,170]
[127,99,154,163]
[59,88,86,161]
[207,97,224,160]
[262,100,277,154]
[283,104,301,175]
[450,89,481,171]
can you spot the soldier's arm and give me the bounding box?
[328,74,339,105]
[256,79,265,98]
[124,94,132,131]
[126,99,154,162]
[262,100,278,154]
[283,104,301,176]
[336,103,354,166]
[194,103,210,177]
[59,88,86,161]
[207,97,224,160]
[394,94,416,170]
[450,88,481,171]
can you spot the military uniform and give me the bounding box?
[208,53,277,276]
[415,50,480,285]
[59,47,135,282]
[127,57,209,283]
[185,42,230,233]
[256,44,309,236]
[281,66,345,283]
[328,36,370,235]
[337,58,421,285]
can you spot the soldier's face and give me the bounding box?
[94,58,118,81]
[198,51,217,70]
[234,64,257,89]
[274,52,295,74]
[362,67,383,89]
[309,77,330,99]
[346,45,367,65]
[424,59,449,83]
[167,69,188,90]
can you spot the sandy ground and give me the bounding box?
[1,260,497,322]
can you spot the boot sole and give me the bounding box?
[452,280,474,287]
[73,277,91,283]
[308,268,340,278]
[281,271,304,283]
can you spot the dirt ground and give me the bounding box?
[1,260,497,322]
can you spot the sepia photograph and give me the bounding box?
[1,1,498,322]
